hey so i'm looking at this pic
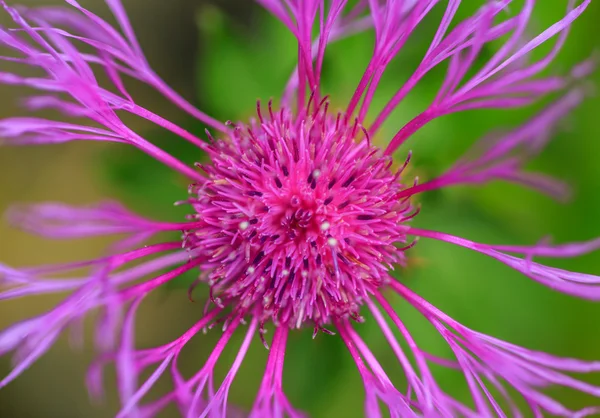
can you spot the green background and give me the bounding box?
[1,1,600,416]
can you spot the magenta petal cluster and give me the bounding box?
[1,0,599,417]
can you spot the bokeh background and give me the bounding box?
[1,0,600,417]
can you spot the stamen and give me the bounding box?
[342,175,355,187]
[253,251,265,265]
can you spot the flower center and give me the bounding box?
[184,103,415,330]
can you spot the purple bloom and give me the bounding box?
[0,0,599,416]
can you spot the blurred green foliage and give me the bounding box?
[101,1,600,416]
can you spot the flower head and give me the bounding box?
[188,104,414,332]
[1,0,599,417]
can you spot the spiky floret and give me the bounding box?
[185,102,415,330]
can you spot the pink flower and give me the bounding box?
[1,0,598,416]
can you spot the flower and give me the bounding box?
[0,0,599,417]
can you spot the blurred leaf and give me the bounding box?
[196,5,297,118]
[284,332,350,414]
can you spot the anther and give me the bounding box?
[253,251,265,264]
[342,175,355,188]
